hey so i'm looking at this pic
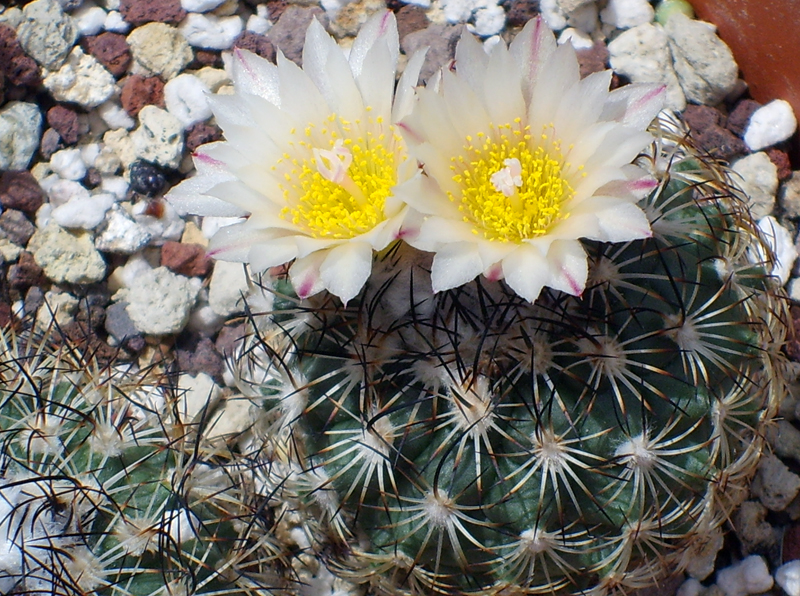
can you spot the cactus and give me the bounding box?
[235,116,790,595]
[0,322,286,596]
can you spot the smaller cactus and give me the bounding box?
[0,322,286,596]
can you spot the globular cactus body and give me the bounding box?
[239,122,790,595]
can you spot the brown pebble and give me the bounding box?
[82,32,132,78]
[264,0,289,23]
[727,99,761,137]
[505,0,539,28]
[84,167,103,189]
[0,301,11,328]
[693,125,747,161]
[767,148,792,181]
[121,75,166,118]
[120,0,186,25]
[47,104,81,145]
[682,104,725,131]
[0,171,46,216]
[0,24,41,87]
[40,128,63,160]
[233,31,276,62]
[0,209,35,246]
[177,336,225,383]
[160,241,212,277]
[185,121,223,153]
[576,41,609,79]
[9,252,46,290]
[191,49,223,68]
[395,5,428,41]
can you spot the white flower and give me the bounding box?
[396,17,666,302]
[167,12,425,304]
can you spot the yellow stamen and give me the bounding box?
[449,122,576,243]
[277,113,404,239]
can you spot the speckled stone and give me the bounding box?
[184,121,222,152]
[121,74,166,118]
[127,22,193,79]
[46,104,80,145]
[16,0,78,71]
[81,32,132,77]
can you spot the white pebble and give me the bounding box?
[178,13,243,50]
[80,142,101,168]
[539,0,566,30]
[558,27,594,50]
[442,0,475,24]
[246,13,270,35]
[113,252,153,290]
[757,215,798,285]
[132,198,185,242]
[716,555,774,596]
[50,148,87,181]
[103,10,129,33]
[600,0,654,29]
[676,578,703,596]
[181,0,227,12]
[777,560,800,596]
[52,193,115,229]
[101,175,129,200]
[187,303,226,335]
[744,99,798,151]
[74,5,107,36]
[98,100,135,130]
[164,74,213,127]
[469,4,505,37]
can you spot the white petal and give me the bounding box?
[356,39,394,118]
[167,176,247,217]
[430,242,484,292]
[553,70,612,145]
[591,199,652,242]
[602,83,666,130]
[502,244,548,302]
[528,45,580,134]
[393,172,459,218]
[247,236,300,272]
[546,240,587,296]
[240,93,298,148]
[477,241,515,270]
[414,216,475,251]
[441,69,491,141]
[482,44,525,126]
[509,16,556,104]
[350,11,398,79]
[290,251,327,299]
[454,29,489,94]
[207,93,253,129]
[207,222,272,262]
[276,52,329,124]
[320,241,374,304]
[231,48,280,106]
[392,48,427,122]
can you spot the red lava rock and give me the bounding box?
[120,0,186,25]
[9,252,46,291]
[233,31,276,62]
[767,148,792,181]
[727,99,761,137]
[46,104,81,145]
[0,171,46,216]
[160,241,212,277]
[683,104,725,131]
[395,5,428,41]
[82,32,132,78]
[191,49,222,68]
[0,24,40,87]
[0,301,11,328]
[505,0,539,28]
[267,5,327,66]
[693,125,747,160]
[121,75,166,118]
[576,41,609,79]
[185,121,223,153]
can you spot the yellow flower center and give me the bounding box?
[449,120,579,243]
[276,112,405,240]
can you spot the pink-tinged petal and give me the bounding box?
[358,208,408,250]
[231,48,280,106]
[392,48,427,122]
[509,15,556,103]
[320,241,374,304]
[591,200,652,243]
[349,10,398,79]
[483,262,504,282]
[207,222,271,262]
[290,252,327,299]
[594,171,658,201]
[602,83,666,130]
[454,28,489,94]
[247,236,300,272]
[430,242,484,293]
[502,244,549,303]
[546,240,588,296]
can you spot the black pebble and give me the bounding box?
[129,160,167,197]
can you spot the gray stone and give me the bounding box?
[765,419,800,464]
[731,152,779,220]
[266,5,327,66]
[94,206,152,254]
[0,102,43,171]
[0,209,35,246]
[607,23,685,111]
[665,13,738,106]
[114,266,200,335]
[127,22,194,80]
[104,301,142,345]
[750,453,800,511]
[733,501,782,554]
[27,221,107,284]
[131,106,184,170]
[780,171,800,219]
[400,23,464,84]
[17,0,78,70]
[43,47,116,109]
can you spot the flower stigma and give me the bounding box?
[450,120,580,243]
[277,112,406,240]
